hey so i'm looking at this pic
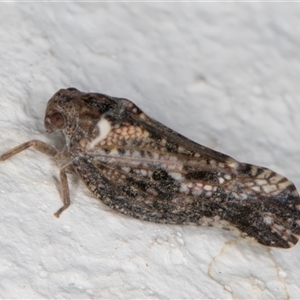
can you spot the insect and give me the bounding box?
[1,88,300,248]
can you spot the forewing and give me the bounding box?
[72,96,300,248]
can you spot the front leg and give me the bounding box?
[54,163,74,218]
[0,140,59,161]
[1,140,72,217]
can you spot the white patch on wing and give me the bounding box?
[88,118,112,149]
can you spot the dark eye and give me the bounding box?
[49,112,66,129]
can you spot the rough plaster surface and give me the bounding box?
[0,3,300,299]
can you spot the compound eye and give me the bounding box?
[48,112,66,129]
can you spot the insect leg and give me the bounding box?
[1,140,74,218]
[0,140,59,161]
[54,163,73,218]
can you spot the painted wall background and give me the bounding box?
[0,3,299,299]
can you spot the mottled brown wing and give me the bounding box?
[71,95,300,248]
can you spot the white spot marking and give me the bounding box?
[251,186,261,192]
[262,184,278,194]
[169,172,182,181]
[122,167,130,173]
[192,183,203,196]
[263,215,274,225]
[251,166,258,176]
[88,118,112,149]
[226,160,238,168]
[271,223,286,233]
[204,185,212,191]
[132,150,141,159]
[180,184,189,193]
[255,179,268,186]
[232,192,239,199]
[218,177,225,184]
[141,169,147,177]
[224,174,232,180]
[239,193,248,200]
[258,169,272,179]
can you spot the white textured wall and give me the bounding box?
[0,3,300,299]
